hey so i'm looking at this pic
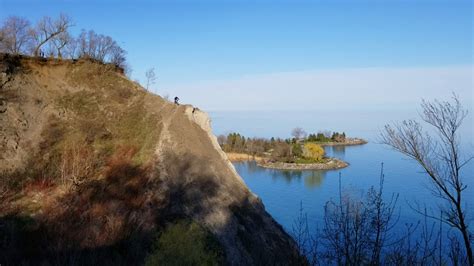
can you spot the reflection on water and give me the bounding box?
[234,142,474,236]
[271,169,302,184]
[304,171,326,188]
[324,145,346,159]
[273,170,327,189]
[246,160,262,174]
[331,145,346,158]
[236,161,327,189]
[218,110,474,241]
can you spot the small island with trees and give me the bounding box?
[218,128,367,170]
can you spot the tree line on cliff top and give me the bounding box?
[0,14,129,73]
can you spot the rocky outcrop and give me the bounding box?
[155,103,301,264]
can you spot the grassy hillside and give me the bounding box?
[0,54,302,265]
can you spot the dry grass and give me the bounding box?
[226,152,266,162]
[0,57,169,264]
[22,178,55,193]
[55,89,161,165]
[0,55,302,265]
[59,140,96,186]
[0,148,232,265]
[41,146,162,249]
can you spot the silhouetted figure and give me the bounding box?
[192,107,196,114]
[174,96,180,105]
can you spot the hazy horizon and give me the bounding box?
[1,0,472,112]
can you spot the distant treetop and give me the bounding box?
[0,14,129,73]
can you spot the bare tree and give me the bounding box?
[293,169,456,265]
[381,95,472,265]
[367,164,400,264]
[60,140,94,187]
[77,29,91,58]
[95,35,115,62]
[0,16,32,54]
[51,31,71,59]
[291,127,307,141]
[64,36,79,59]
[76,29,127,66]
[31,13,73,56]
[320,170,400,265]
[217,134,227,146]
[145,67,156,91]
[292,201,318,265]
[110,45,127,68]
[289,169,403,265]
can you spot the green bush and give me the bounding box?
[292,143,303,158]
[145,220,223,266]
[303,143,325,162]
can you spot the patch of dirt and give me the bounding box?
[0,54,301,265]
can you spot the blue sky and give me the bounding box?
[1,0,472,111]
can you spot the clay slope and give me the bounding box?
[0,54,301,265]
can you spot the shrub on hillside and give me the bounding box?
[145,220,223,266]
[59,140,95,186]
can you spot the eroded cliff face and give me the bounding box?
[0,54,301,265]
[158,105,301,265]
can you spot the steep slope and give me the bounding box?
[0,54,301,265]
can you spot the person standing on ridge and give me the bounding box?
[174,96,180,105]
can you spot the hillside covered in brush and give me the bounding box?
[0,54,302,265]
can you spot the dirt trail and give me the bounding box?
[0,54,301,265]
[155,103,178,160]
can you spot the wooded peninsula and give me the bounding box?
[219,129,367,170]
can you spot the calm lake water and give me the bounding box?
[210,110,474,235]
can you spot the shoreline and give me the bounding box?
[224,139,366,170]
[226,152,348,170]
[316,138,368,146]
[226,152,266,162]
[257,158,348,171]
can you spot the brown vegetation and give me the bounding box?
[42,146,159,249]
[226,152,265,162]
[1,146,159,264]
[0,55,302,265]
